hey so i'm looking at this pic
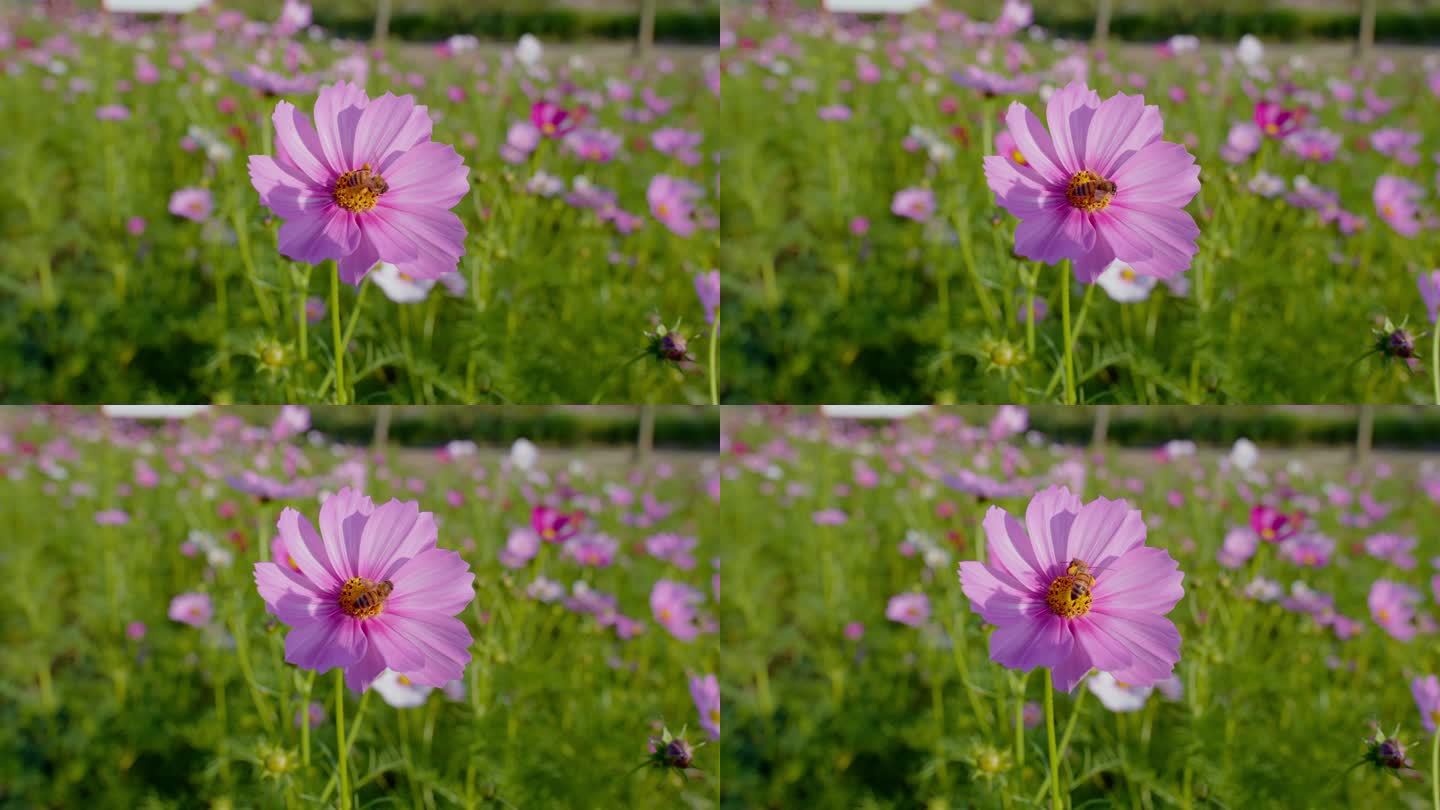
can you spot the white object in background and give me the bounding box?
[824,0,930,12]
[102,405,210,420]
[510,438,539,471]
[515,34,543,67]
[103,0,210,12]
[821,405,931,420]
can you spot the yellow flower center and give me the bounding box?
[332,163,388,213]
[1383,204,1396,218]
[1066,170,1116,213]
[397,674,413,686]
[1264,122,1279,135]
[338,577,393,619]
[1010,149,1027,165]
[1120,268,1136,282]
[1261,528,1275,540]
[542,123,556,135]
[1045,574,1094,618]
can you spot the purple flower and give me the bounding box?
[169,592,213,627]
[818,104,852,121]
[652,127,703,165]
[983,82,1201,283]
[530,101,574,138]
[500,121,540,164]
[694,270,720,325]
[1369,579,1421,641]
[891,187,935,222]
[1284,128,1341,162]
[1413,675,1440,733]
[645,533,698,569]
[1217,527,1258,569]
[95,509,130,526]
[1374,175,1425,237]
[886,592,930,627]
[647,175,704,237]
[96,104,130,121]
[565,533,619,568]
[498,527,540,569]
[253,488,476,692]
[812,508,848,526]
[126,621,147,640]
[1419,270,1440,324]
[169,187,213,222]
[1219,122,1261,164]
[248,82,470,285]
[690,673,720,740]
[564,128,622,163]
[651,579,707,642]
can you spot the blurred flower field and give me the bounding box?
[0,406,720,807]
[0,4,719,404]
[721,2,1440,403]
[721,406,1440,807]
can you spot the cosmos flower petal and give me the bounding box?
[248,155,330,218]
[1092,546,1185,613]
[358,499,435,580]
[382,141,470,208]
[271,100,332,186]
[1108,141,1200,207]
[278,205,359,264]
[254,561,328,624]
[1013,206,1096,265]
[360,211,421,266]
[374,104,435,174]
[387,548,475,615]
[990,609,1072,672]
[350,92,419,169]
[1072,243,1118,284]
[336,230,381,286]
[1090,209,1156,267]
[285,611,368,671]
[365,616,428,673]
[382,206,467,281]
[1002,101,1067,183]
[1084,609,1181,687]
[318,487,375,581]
[1086,94,1163,178]
[1105,202,1200,280]
[1065,496,1146,568]
[384,610,473,687]
[981,505,1050,590]
[1045,81,1101,173]
[1049,637,1094,692]
[344,638,389,693]
[984,155,1064,218]
[1023,485,1084,573]
[959,560,1042,625]
[276,507,342,592]
[312,80,369,173]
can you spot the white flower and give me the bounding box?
[1236,34,1263,67]
[1167,35,1199,54]
[1086,672,1153,712]
[1230,438,1259,471]
[1248,172,1286,198]
[372,670,433,708]
[445,440,478,458]
[369,263,467,304]
[515,34,543,68]
[510,438,538,471]
[1163,440,1197,459]
[1097,260,1157,303]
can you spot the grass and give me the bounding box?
[0,407,720,807]
[722,406,1440,808]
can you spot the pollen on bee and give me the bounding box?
[332,163,388,213]
[338,577,394,619]
[1065,169,1117,213]
[1045,573,1094,619]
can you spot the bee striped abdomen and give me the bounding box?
[338,577,394,619]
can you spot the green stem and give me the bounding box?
[1032,683,1088,805]
[301,671,314,767]
[709,314,721,405]
[1015,670,1030,767]
[1061,264,1075,404]
[1431,729,1438,810]
[1431,323,1438,405]
[1045,675,1061,810]
[331,270,345,405]
[335,669,350,810]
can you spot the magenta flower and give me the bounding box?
[983,82,1201,282]
[95,508,130,526]
[126,621,148,640]
[1371,128,1422,165]
[126,216,146,236]
[530,101,575,139]
[1283,128,1341,162]
[96,104,131,121]
[1369,579,1421,641]
[689,673,720,740]
[564,128,622,163]
[1252,101,1301,138]
[891,187,935,222]
[249,81,470,285]
[169,187,213,222]
[1249,504,1297,543]
[531,504,582,543]
[253,488,476,692]
[1374,175,1425,237]
[958,485,1184,692]
[1413,675,1440,733]
[169,592,213,627]
[886,592,930,627]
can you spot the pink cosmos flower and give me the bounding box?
[690,673,721,740]
[959,485,1185,692]
[169,592,213,627]
[169,187,213,222]
[531,504,582,543]
[983,82,1201,282]
[498,527,541,569]
[647,174,704,236]
[886,592,930,627]
[96,104,130,121]
[1369,579,1421,641]
[1217,527,1258,569]
[694,270,720,325]
[530,101,575,139]
[253,488,476,692]
[1374,175,1424,237]
[126,621,148,640]
[1219,122,1261,164]
[95,509,130,526]
[126,216,146,236]
[1412,675,1440,733]
[891,187,935,222]
[1249,503,1297,543]
[249,81,470,285]
[1284,128,1341,162]
[651,579,707,641]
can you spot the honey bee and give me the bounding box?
[340,577,394,617]
[352,579,394,611]
[339,163,389,195]
[1068,177,1118,206]
[1066,558,1099,600]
